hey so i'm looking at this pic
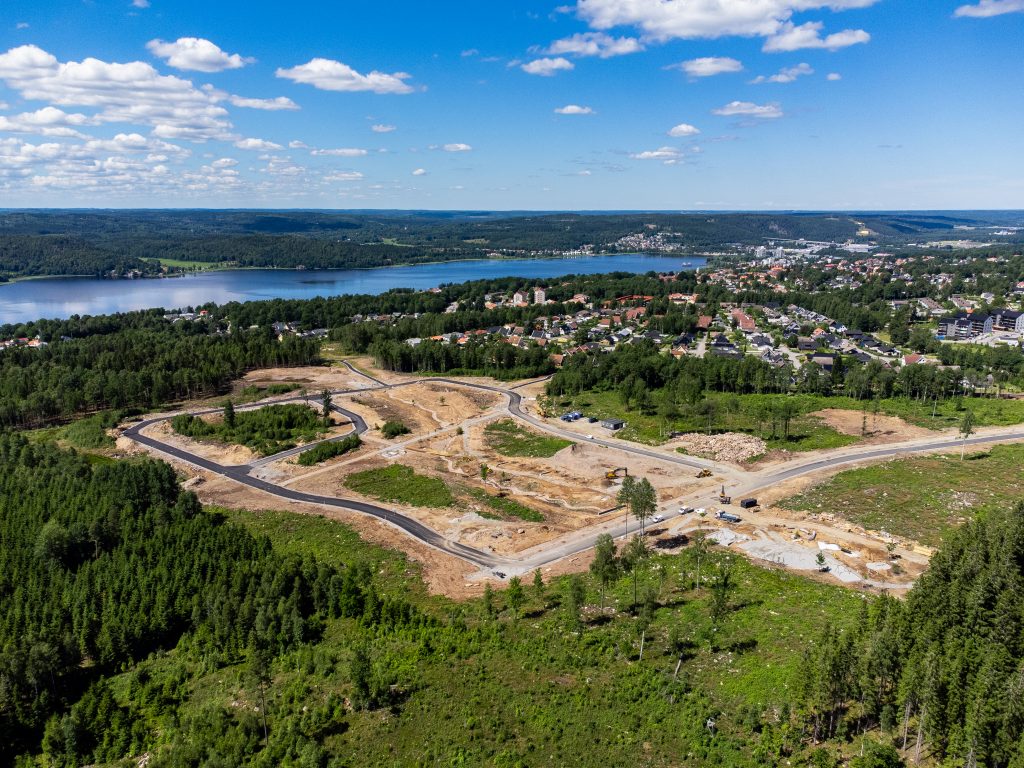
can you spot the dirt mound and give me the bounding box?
[673,432,767,463]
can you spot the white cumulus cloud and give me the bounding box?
[674,56,743,78]
[629,146,682,164]
[763,22,870,52]
[235,137,282,150]
[442,143,472,152]
[311,147,368,157]
[667,123,700,137]
[0,45,234,141]
[827,72,842,81]
[371,123,396,133]
[324,171,363,181]
[554,104,595,115]
[750,62,813,84]
[276,58,414,94]
[545,32,643,58]
[954,0,1024,15]
[229,95,299,110]
[412,168,426,176]
[712,101,784,119]
[575,0,879,42]
[0,107,93,138]
[521,57,574,76]
[146,37,252,72]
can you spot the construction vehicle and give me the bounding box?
[716,510,741,524]
[739,498,758,509]
[605,467,629,479]
[719,485,732,504]
[696,468,713,478]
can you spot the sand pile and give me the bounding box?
[674,432,767,463]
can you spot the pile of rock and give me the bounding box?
[673,432,767,464]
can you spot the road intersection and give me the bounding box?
[124,362,1024,581]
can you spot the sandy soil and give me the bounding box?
[143,420,258,466]
[389,382,501,427]
[347,390,441,435]
[811,408,933,444]
[291,452,562,557]
[241,365,377,393]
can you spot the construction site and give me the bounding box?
[118,359,1008,598]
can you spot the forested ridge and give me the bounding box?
[0,319,318,427]
[1,209,1018,278]
[0,434,429,765]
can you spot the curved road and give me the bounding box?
[124,367,1024,575]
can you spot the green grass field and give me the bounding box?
[547,390,859,453]
[142,256,220,270]
[484,418,573,457]
[344,464,454,507]
[547,388,1024,450]
[216,505,428,602]
[780,443,1024,546]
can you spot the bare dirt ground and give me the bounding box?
[143,420,258,466]
[164,459,485,598]
[345,382,501,438]
[811,408,933,444]
[241,365,376,393]
[290,452,563,557]
[390,382,501,427]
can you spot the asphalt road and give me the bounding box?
[124,371,1024,575]
[122,414,509,569]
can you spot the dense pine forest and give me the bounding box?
[0,434,420,766]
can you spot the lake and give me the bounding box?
[0,253,705,326]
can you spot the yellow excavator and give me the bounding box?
[696,469,713,478]
[605,467,629,479]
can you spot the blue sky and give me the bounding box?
[0,0,1021,210]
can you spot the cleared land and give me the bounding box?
[345,464,455,508]
[114,503,868,767]
[778,444,1024,547]
[484,418,573,457]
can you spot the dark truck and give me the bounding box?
[739,498,759,509]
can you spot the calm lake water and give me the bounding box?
[0,253,705,326]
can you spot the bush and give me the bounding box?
[381,420,411,439]
[296,435,361,465]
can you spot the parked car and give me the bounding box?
[652,514,664,523]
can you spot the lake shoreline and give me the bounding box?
[0,253,706,326]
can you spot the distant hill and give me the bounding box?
[0,209,1020,278]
